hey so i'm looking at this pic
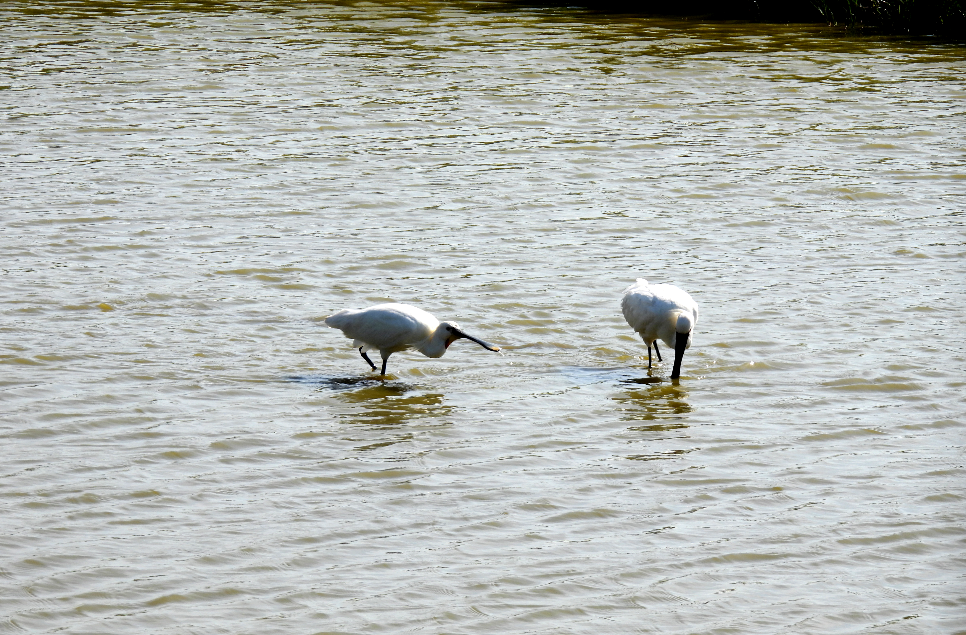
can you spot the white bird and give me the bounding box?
[325,303,501,375]
[621,279,698,379]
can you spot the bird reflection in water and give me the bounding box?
[615,380,694,461]
[615,381,693,424]
[336,385,450,421]
[331,380,451,452]
[289,375,452,452]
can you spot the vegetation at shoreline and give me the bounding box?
[812,0,964,35]
[533,0,965,37]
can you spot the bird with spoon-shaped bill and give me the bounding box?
[621,279,698,379]
[325,303,501,376]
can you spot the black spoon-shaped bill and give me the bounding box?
[446,325,501,352]
[670,331,689,380]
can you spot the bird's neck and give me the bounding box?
[417,327,449,358]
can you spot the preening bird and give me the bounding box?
[325,303,501,375]
[621,279,698,379]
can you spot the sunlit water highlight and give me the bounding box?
[1,2,965,633]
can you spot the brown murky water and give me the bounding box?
[2,2,965,633]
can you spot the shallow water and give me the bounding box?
[2,2,965,633]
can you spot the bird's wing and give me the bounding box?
[326,306,427,351]
[621,286,659,335]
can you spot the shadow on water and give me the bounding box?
[560,365,672,387]
[560,365,635,386]
[621,376,664,385]
[286,374,389,391]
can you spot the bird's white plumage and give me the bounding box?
[325,302,499,374]
[326,303,440,356]
[621,279,699,350]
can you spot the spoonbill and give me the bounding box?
[325,303,501,375]
[621,279,698,380]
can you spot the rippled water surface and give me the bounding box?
[2,2,965,633]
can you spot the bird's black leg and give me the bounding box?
[380,358,388,376]
[654,342,663,363]
[359,347,376,371]
[648,345,653,368]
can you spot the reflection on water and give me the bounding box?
[615,381,695,460]
[614,383,693,422]
[291,375,453,448]
[335,387,451,452]
[334,383,452,428]
[289,373,453,425]
[352,431,416,453]
[626,447,696,461]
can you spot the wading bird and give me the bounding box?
[621,279,698,380]
[325,303,501,375]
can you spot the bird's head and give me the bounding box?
[675,313,694,342]
[441,322,501,352]
[671,312,694,380]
